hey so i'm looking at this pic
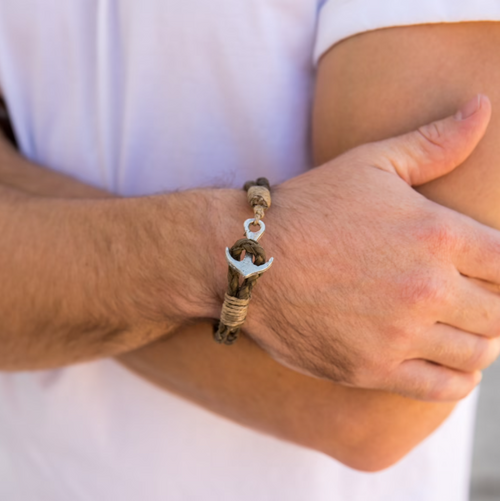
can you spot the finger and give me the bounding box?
[370,94,491,186]
[453,215,500,285]
[441,275,500,337]
[390,359,482,402]
[417,324,500,373]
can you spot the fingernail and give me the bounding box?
[455,95,482,121]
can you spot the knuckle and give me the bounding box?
[398,272,448,309]
[426,381,462,402]
[466,337,492,371]
[420,219,457,252]
[388,325,418,354]
[425,372,475,402]
[468,337,500,371]
[482,305,500,336]
[406,374,443,401]
[418,122,445,148]
[424,384,448,402]
[473,230,500,266]
[411,123,454,172]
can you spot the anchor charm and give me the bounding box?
[225,219,274,279]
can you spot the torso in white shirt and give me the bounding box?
[0,1,480,500]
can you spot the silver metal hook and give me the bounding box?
[244,219,266,241]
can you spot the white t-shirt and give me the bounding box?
[0,1,498,500]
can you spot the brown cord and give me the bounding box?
[246,185,271,223]
[214,178,271,345]
[220,294,250,329]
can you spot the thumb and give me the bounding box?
[375,94,491,186]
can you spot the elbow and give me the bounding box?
[317,428,421,473]
[328,446,410,473]
[313,404,454,472]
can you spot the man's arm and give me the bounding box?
[121,324,458,472]
[0,46,499,398]
[0,130,240,369]
[3,21,500,471]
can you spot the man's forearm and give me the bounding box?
[0,136,109,198]
[0,135,233,369]
[120,323,454,472]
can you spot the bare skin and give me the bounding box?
[1,81,500,402]
[2,22,500,471]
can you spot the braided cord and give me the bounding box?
[214,178,272,345]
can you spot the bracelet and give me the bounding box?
[214,178,274,345]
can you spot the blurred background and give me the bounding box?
[471,360,500,501]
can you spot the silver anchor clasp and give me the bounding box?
[225,219,274,279]
[225,249,274,279]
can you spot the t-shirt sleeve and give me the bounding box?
[314,0,500,63]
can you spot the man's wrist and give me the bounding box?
[114,188,250,335]
[210,184,286,345]
[208,188,252,301]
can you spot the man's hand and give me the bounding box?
[230,95,500,402]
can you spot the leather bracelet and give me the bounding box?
[214,178,274,345]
